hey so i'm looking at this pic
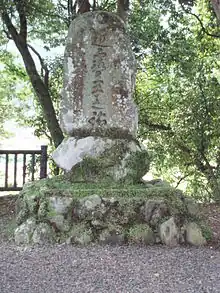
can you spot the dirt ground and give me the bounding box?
[0,194,220,248]
[0,195,18,243]
[201,203,220,249]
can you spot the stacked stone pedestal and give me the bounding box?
[14,179,208,247]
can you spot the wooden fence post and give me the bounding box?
[40,145,48,179]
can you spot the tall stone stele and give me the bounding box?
[52,11,150,183]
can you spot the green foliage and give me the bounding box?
[128,223,155,244]
[133,0,220,201]
[199,222,213,241]
[0,51,31,138]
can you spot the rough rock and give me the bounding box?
[185,222,207,246]
[25,194,40,214]
[48,196,73,215]
[74,194,103,220]
[48,214,70,232]
[52,136,108,171]
[159,217,180,247]
[102,197,119,207]
[32,223,54,245]
[14,175,208,247]
[141,199,169,225]
[128,224,155,245]
[16,207,29,226]
[91,219,107,230]
[99,229,125,245]
[37,200,48,220]
[68,224,93,245]
[51,10,150,183]
[59,11,137,139]
[105,200,138,226]
[52,137,149,184]
[185,198,200,217]
[141,178,170,188]
[14,218,36,245]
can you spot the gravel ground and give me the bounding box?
[0,242,220,293]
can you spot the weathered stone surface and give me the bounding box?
[68,223,93,245]
[102,197,119,206]
[185,198,200,217]
[48,214,70,232]
[142,178,171,188]
[37,200,49,220]
[185,222,206,246]
[141,199,169,225]
[16,207,29,226]
[60,11,137,139]
[48,196,73,215]
[52,137,149,182]
[51,11,150,184]
[52,136,109,171]
[99,229,125,245]
[105,200,138,226]
[74,194,103,219]
[54,139,149,184]
[91,219,107,229]
[128,224,155,245]
[25,194,40,214]
[14,177,208,247]
[32,223,54,245]
[159,217,180,247]
[14,218,36,245]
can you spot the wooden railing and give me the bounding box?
[0,145,48,191]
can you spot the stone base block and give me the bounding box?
[52,137,150,184]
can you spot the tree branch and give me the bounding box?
[3,29,12,40]
[144,120,172,131]
[175,172,193,188]
[27,44,49,88]
[68,0,77,21]
[15,0,27,40]
[180,3,220,38]
[216,148,220,170]
[1,10,20,44]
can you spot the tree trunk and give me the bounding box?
[202,169,220,201]
[211,0,220,22]
[208,177,220,201]
[117,0,129,22]
[1,10,64,148]
[18,44,64,148]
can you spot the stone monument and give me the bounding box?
[14,12,207,247]
[52,11,150,183]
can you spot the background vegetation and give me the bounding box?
[0,0,219,201]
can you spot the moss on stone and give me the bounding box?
[20,176,186,203]
[122,150,150,184]
[70,127,135,140]
[15,175,210,246]
[38,199,50,221]
[65,139,150,184]
[16,208,29,226]
[128,223,155,245]
[69,223,93,245]
[98,225,126,245]
[199,223,213,241]
[189,216,213,242]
